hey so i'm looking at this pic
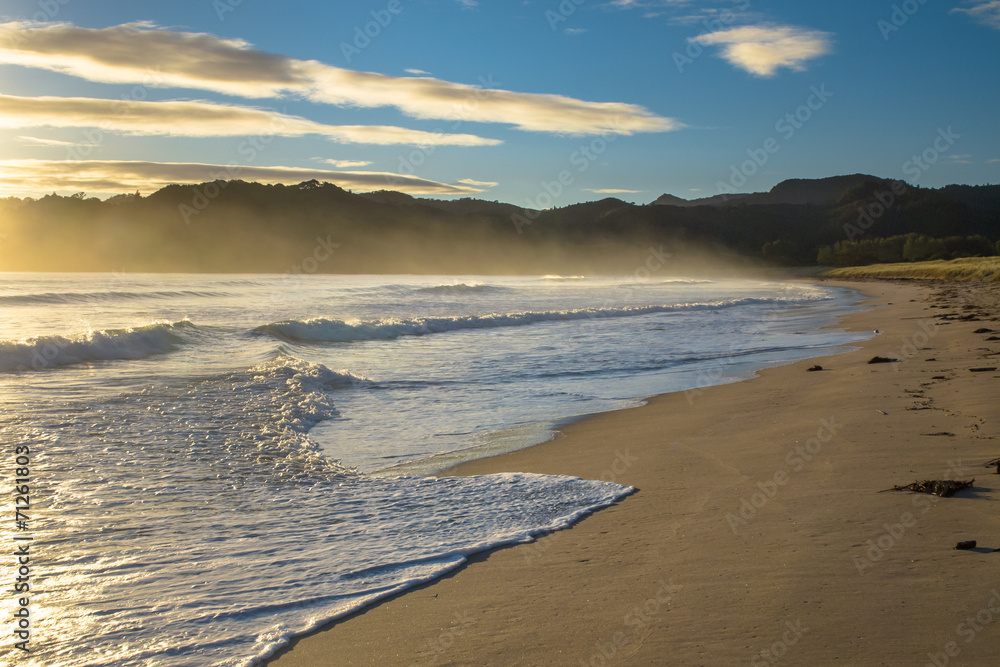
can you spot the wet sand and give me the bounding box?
[268,279,1000,666]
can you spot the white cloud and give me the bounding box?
[692,24,833,77]
[0,21,680,136]
[583,188,643,194]
[605,0,708,15]
[317,158,374,168]
[457,178,498,187]
[405,68,431,75]
[16,135,82,147]
[565,28,588,35]
[0,159,488,197]
[606,1,763,31]
[0,93,500,146]
[951,1,1000,29]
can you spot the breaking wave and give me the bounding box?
[415,283,506,295]
[0,320,195,372]
[254,297,829,344]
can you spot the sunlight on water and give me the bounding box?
[0,273,869,665]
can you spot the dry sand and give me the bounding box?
[268,279,1000,666]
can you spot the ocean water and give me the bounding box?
[0,272,869,666]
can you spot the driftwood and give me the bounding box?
[880,479,974,497]
[985,458,1000,474]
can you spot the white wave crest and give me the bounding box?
[255,296,829,344]
[0,320,194,372]
[415,283,505,295]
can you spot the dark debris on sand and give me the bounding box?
[881,479,975,497]
[868,356,899,364]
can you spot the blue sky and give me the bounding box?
[0,0,997,205]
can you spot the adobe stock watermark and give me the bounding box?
[751,619,809,667]
[578,580,682,667]
[522,448,637,565]
[673,0,752,73]
[852,459,971,575]
[512,119,628,233]
[581,245,676,317]
[726,417,842,534]
[30,0,71,24]
[878,0,931,41]
[178,113,296,224]
[923,587,1000,667]
[842,127,959,241]
[901,126,960,183]
[683,364,730,405]
[65,67,165,163]
[340,0,405,63]
[406,610,475,666]
[244,235,341,325]
[891,318,938,371]
[387,75,500,188]
[10,271,131,373]
[213,0,244,21]
[10,433,34,653]
[683,320,750,406]
[545,0,589,31]
[715,84,832,198]
[627,245,674,283]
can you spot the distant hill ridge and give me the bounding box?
[653,174,897,207]
[0,174,996,272]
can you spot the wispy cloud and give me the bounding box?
[457,178,498,188]
[605,0,672,8]
[583,187,643,194]
[948,154,973,164]
[607,0,742,22]
[0,159,487,196]
[0,21,680,136]
[0,94,501,146]
[16,135,83,147]
[951,1,1000,29]
[607,0,710,9]
[404,68,431,75]
[565,28,588,35]
[692,24,833,77]
[316,158,374,168]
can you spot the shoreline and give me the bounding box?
[267,278,1000,666]
[371,282,867,479]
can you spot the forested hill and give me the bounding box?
[0,175,997,273]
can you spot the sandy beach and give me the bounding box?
[268,279,1000,666]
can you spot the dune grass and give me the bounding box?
[822,256,1000,282]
